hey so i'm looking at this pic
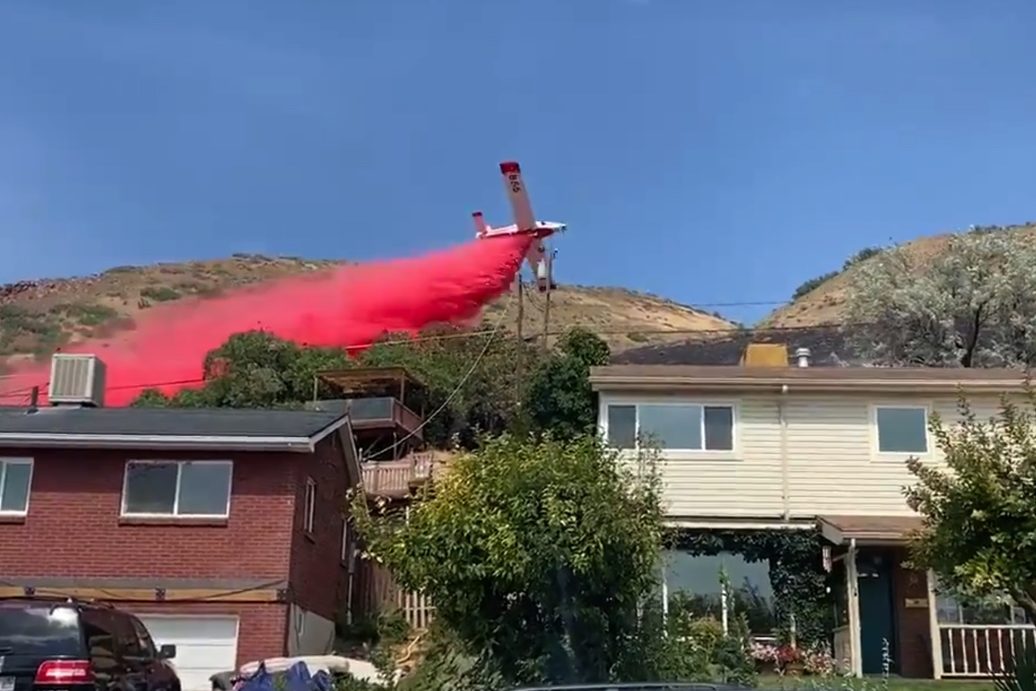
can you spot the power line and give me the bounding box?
[0,321,856,404]
[363,294,516,462]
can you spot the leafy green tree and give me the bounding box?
[357,325,542,448]
[133,330,351,408]
[525,328,611,440]
[844,232,1036,367]
[905,392,1036,619]
[133,326,542,449]
[354,434,665,686]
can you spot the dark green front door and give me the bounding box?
[857,552,896,674]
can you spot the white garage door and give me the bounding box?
[137,615,239,691]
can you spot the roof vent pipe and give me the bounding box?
[794,347,811,368]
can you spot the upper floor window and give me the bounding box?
[0,457,33,515]
[122,460,232,518]
[875,406,928,454]
[304,478,316,533]
[606,403,734,451]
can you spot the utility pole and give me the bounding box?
[542,283,551,353]
[515,276,524,406]
[541,246,554,352]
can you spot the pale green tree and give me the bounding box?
[844,232,1036,367]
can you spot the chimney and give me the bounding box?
[48,354,106,407]
[794,347,812,368]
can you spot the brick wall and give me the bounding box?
[0,447,296,581]
[121,601,287,668]
[892,550,933,678]
[287,433,349,622]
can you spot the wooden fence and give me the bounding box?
[354,557,435,631]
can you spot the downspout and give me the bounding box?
[779,384,790,520]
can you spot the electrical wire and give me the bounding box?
[0,321,858,404]
[362,293,517,462]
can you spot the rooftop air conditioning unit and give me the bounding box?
[48,354,106,407]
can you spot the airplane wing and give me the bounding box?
[499,161,536,232]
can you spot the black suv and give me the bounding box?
[0,597,181,691]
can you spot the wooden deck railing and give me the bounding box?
[360,452,437,497]
[349,397,424,438]
[939,624,1036,677]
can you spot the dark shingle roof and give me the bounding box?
[613,326,858,366]
[0,406,348,452]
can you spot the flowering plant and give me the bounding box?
[749,642,778,663]
[802,646,837,676]
[775,644,802,667]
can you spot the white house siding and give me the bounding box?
[598,389,1008,521]
[599,392,784,518]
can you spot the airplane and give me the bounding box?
[472,161,565,292]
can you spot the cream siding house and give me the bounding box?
[590,359,1034,679]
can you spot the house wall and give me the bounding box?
[597,390,1003,519]
[891,551,933,679]
[121,601,288,670]
[287,432,350,625]
[0,447,297,580]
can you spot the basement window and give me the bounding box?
[0,458,33,515]
[606,403,734,451]
[121,460,233,518]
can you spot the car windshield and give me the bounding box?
[0,606,82,657]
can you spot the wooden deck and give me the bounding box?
[361,451,440,497]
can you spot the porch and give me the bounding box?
[821,515,1035,679]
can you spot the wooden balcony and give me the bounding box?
[345,397,424,439]
[361,451,439,498]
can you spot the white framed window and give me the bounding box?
[304,478,316,534]
[121,460,233,518]
[605,402,735,452]
[874,405,929,454]
[0,457,33,515]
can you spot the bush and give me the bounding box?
[790,271,838,300]
[140,286,181,302]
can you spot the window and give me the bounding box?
[663,550,775,635]
[0,458,33,515]
[304,478,316,533]
[341,516,351,562]
[606,403,734,451]
[875,406,928,454]
[122,460,232,517]
[935,588,1030,625]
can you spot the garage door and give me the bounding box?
[137,615,239,691]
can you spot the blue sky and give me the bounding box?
[3,1,1036,324]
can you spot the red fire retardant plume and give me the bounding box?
[1,235,532,406]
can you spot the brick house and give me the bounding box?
[0,360,361,690]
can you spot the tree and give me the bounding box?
[354,434,665,686]
[904,392,1036,620]
[844,232,1036,367]
[133,330,351,408]
[525,328,611,441]
[133,326,543,449]
[357,325,543,447]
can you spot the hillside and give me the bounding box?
[763,222,1036,328]
[0,254,735,365]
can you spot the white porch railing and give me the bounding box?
[939,624,1036,677]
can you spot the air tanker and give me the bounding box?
[472,161,564,292]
